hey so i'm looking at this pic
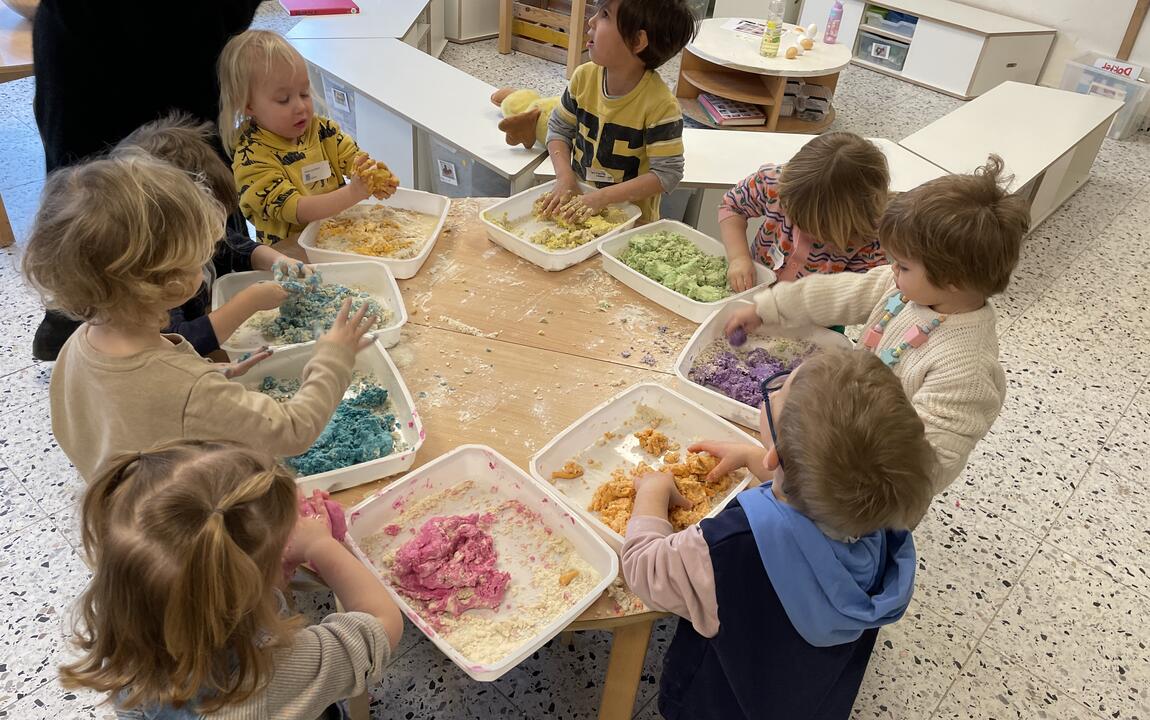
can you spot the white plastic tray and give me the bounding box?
[529,382,757,553]
[480,179,641,272]
[345,445,618,681]
[598,219,777,323]
[213,261,408,358]
[674,300,854,428]
[237,339,424,494]
[297,188,450,279]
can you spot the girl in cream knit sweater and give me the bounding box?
[727,156,1030,492]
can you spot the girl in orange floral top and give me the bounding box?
[719,133,891,292]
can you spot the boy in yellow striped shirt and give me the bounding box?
[544,0,697,224]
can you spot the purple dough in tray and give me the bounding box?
[728,327,747,347]
[688,347,802,407]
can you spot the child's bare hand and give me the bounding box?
[216,346,273,379]
[727,256,757,293]
[542,178,582,217]
[272,258,315,282]
[688,442,759,483]
[724,305,763,341]
[559,191,606,223]
[239,281,289,312]
[284,510,339,568]
[318,298,376,353]
[633,471,692,509]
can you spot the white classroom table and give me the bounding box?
[290,37,547,194]
[286,0,432,40]
[535,129,948,236]
[900,81,1123,228]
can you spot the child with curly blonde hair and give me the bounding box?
[218,30,398,247]
[22,152,376,481]
[61,439,402,717]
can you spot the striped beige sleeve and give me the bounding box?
[216,612,392,720]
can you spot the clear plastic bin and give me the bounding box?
[857,31,910,72]
[1060,52,1150,140]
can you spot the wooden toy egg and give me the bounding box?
[800,36,814,50]
[785,44,801,59]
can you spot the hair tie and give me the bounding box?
[211,507,226,517]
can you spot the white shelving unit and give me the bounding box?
[443,0,500,43]
[799,0,1055,99]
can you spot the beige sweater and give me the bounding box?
[50,326,354,481]
[754,265,1005,492]
[113,612,391,720]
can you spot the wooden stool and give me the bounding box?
[0,3,35,249]
[498,0,591,79]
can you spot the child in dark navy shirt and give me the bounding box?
[623,347,935,720]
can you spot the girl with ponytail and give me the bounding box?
[61,440,402,719]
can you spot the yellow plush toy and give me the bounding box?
[491,87,561,150]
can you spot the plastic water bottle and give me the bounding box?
[759,0,785,57]
[824,0,844,44]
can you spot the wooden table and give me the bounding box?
[676,17,852,133]
[0,3,33,249]
[286,199,705,719]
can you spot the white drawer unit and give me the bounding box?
[799,0,1055,99]
[443,0,500,42]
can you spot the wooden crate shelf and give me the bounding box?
[499,0,593,78]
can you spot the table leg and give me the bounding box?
[498,0,513,54]
[0,191,15,249]
[597,618,654,720]
[566,0,587,79]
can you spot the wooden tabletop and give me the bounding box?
[0,4,32,83]
[327,198,711,622]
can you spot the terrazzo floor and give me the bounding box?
[1,3,1148,719]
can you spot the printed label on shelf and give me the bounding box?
[438,159,459,186]
[870,43,892,60]
[1092,57,1143,80]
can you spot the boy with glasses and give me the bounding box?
[622,347,935,720]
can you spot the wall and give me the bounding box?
[953,0,1149,86]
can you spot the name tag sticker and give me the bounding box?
[585,167,616,184]
[301,161,333,184]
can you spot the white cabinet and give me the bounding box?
[712,0,803,24]
[799,0,1055,98]
[443,0,500,43]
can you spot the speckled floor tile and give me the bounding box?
[0,307,42,379]
[0,114,45,192]
[368,637,524,719]
[980,545,1150,719]
[0,467,42,541]
[250,0,301,36]
[934,644,1105,720]
[0,78,35,127]
[1100,382,1150,482]
[0,275,41,321]
[0,364,51,417]
[48,502,82,557]
[0,518,91,708]
[911,501,1041,637]
[938,346,1133,536]
[850,602,973,719]
[494,628,628,719]
[1045,461,1150,598]
[830,64,961,141]
[0,399,84,515]
[0,683,116,720]
[631,695,660,720]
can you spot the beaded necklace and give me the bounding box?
[861,293,947,368]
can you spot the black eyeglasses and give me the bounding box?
[760,369,791,469]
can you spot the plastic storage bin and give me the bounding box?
[857,31,910,72]
[1060,53,1150,140]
